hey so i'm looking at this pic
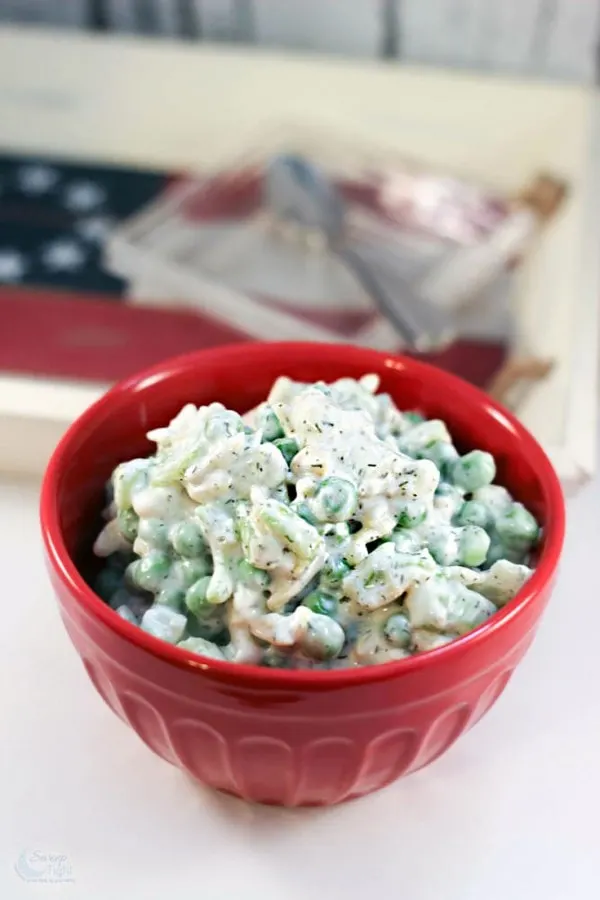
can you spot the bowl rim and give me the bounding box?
[40,341,565,687]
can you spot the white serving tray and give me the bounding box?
[0,26,597,489]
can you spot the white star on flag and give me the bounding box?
[0,248,26,282]
[63,180,106,212]
[17,164,59,194]
[41,239,86,272]
[75,215,114,243]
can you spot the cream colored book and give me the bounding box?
[0,26,597,489]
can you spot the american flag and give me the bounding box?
[0,150,506,391]
[0,153,166,294]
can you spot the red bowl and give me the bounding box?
[40,343,565,806]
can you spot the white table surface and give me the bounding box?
[1,462,599,900]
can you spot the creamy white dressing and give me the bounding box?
[406,574,496,634]
[343,543,436,611]
[280,389,439,540]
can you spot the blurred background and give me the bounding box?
[0,0,598,83]
[0,0,597,483]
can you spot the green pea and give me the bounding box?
[315,477,358,523]
[320,557,351,591]
[458,525,490,567]
[108,586,136,611]
[238,559,270,589]
[156,585,186,610]
[259,406,284,442]
[178,636,225,660]
[128,551,172,593]
[185,576,213,617]
[174,556,213,588]
[455,499,490,529]
[273,437,299,465]
[137,517,169,550]
[302,616,345,661]
[397,503,427,529]
[302,590,338,617]
[93,566,123,602]
[117,508,139,542]
[293,501,319,526]
[495,502,539,549]
[384,613,411,648]
[170,521,206,558]
[419,441,459,478]
[404,411,425,425]
[185,608,227,641]
[451,450,496,492]
[484,538,524,568]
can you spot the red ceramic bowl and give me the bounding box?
[41,343,565,806]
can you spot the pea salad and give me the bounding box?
[92,374,539,669]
